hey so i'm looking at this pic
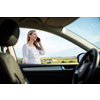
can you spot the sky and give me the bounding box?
[14,17,100,58]
[65,17,100,48]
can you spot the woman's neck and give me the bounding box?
[27,40,34,46]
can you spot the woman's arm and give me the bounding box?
[39,42,44,51]
[38,38,44,51]
[23,62,28,64]
[38,39,45,55]
[22,44,28,64]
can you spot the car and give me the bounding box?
[0,17,100,84]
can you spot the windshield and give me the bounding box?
[65,17,100,49]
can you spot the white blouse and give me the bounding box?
[22,44,45,64]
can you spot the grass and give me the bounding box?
[17,56,78,65]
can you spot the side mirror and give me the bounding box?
[77,53,85,63]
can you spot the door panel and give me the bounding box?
[19,64,77,84]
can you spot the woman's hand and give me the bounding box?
[37,37,44,51]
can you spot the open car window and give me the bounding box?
[14,28,86,64]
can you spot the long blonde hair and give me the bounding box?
[27,30,41,50]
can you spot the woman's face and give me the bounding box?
[29,31,37,41]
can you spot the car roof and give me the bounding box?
[0,17,78,29]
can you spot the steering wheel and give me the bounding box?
[72,48,100,84]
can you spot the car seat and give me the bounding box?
[0,19,26,84]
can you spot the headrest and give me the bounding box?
[0,19,19,46]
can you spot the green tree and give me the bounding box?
[47,62,51,64]
[62,61,67,63]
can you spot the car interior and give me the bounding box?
[0,17,100,84]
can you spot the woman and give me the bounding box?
[22,30,45,64]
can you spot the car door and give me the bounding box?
[18,63,76,84]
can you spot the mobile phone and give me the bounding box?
[36,37,40,42]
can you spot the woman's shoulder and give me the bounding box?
[23,43,28,48]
